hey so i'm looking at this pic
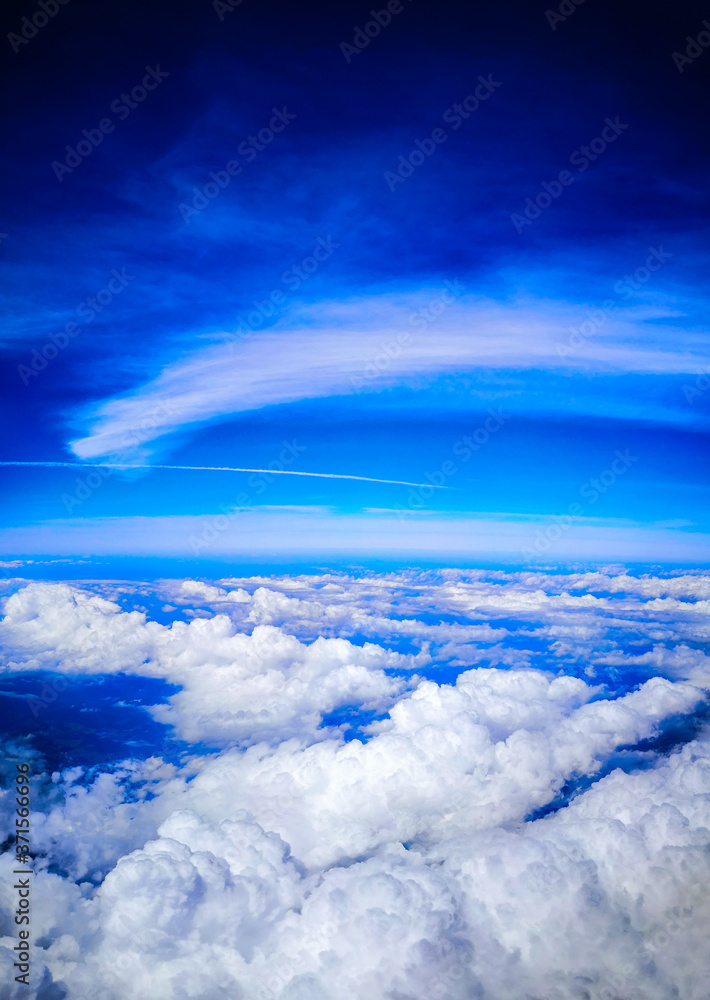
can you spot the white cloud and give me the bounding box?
[0,582,422,745]
[1,570,709,998]
[66,292,710,461]
[6,732,710,999]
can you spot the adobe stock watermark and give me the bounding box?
[52,67,170,181]
[213,0,244,21]
[570,851,710,1000]
[178,107,296,222]
[254,897,347,1000]
[521,449,638,557]
[350,332,412,392]
[220,236,340,350]
[398,408,510,519]
[61,400,176,513]
[555,246,672,359]
[672,19,710,73]
[642,851,710,961]
[681,367,710,405]
[339,0,414,63]
[545,0,586,31]
[350,279,465,391]
[12,760,32,988]
[385,77,502,192]
[17,268,135,385]
[8,0,70,54]
[188,440,306,554]
[427,942,472,1000]
[26,676,68,720]
[511,116,628,233]
[409,279,465,331]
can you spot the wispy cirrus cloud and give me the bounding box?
[69,291,710,461]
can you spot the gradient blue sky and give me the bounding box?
[2,0,710,569]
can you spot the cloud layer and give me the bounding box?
[1,569,709,999]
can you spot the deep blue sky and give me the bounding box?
[2,0,710,567]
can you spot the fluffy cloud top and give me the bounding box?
[1,569,709,999]
[0,582,424,745]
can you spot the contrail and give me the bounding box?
[0,461,446,489]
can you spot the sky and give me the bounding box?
[1,0,710,569]
[2,6,710,995]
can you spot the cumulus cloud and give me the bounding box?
[0,583,424,745]
[1,569,709,999]
[163,568,710,678]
